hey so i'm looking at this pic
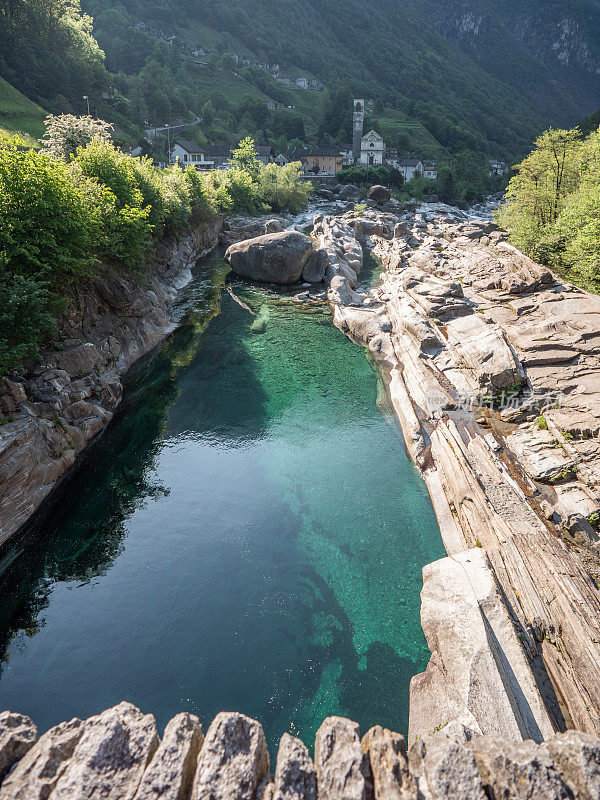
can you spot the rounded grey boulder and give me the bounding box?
[225,232,315,285]
[338,184,363,201]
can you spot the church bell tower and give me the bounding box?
[352,99,364,163]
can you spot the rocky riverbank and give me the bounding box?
[2,703,600,799]
[316,199,600,741]
[0,217,222,546]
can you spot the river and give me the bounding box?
[0,239,444,751]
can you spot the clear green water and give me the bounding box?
[0,249,444,750]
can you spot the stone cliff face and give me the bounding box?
[423,0,600,117]
[3,703,600,799]
[0,217,222,546]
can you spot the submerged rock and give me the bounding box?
[225,232,314,285]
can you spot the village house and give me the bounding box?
[360,130,385,166]
[303,146,344,174]
[339,145,354,167]
[385,148,399,168]
[423,162,438,180]
[171,140,214,169]
[489,159,508,176]
[397,157,424,181]
[203,146,233,169]
[275,153,289,167]
[296,77,308,89]
[256,145,276,165]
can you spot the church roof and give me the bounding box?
[361,130,384,142]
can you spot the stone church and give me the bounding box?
[360,130,385,166]
[352,99,385,166]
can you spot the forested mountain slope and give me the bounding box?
[2,0,599,159]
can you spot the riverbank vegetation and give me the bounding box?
[0,123,310,374]
[497,125,600,292]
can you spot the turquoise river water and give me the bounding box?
[0,247,444,750]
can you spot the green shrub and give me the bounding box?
[159,167,192,239]
[41,114,113,161]
[183,167,218,223]
[257,162,312,213]
[0,140,98,282]
[0,275,59,375]
[75,139,145,212]
[74,140,153,266]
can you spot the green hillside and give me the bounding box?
[0,78,46,143]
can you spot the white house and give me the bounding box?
[360,130,385,166]
[296,77,308,89]
[423,162,437,180]
[171,140,214,169]
[397,157,424,181]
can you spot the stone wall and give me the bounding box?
[1,703,599,799]
[0,217,222,546]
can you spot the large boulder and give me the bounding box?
[339,184,363,201]
[273,733,317,800]
[264,219,285,234]
[315,189,334,201]
[469,737,570,800]
[314,717,371,800]
[362,726,416,800]
[410,737,486,800]
[225,232,314,285]
[366,185,391,205]
[546,730,600,800]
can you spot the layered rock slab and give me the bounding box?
[191,712,269,800]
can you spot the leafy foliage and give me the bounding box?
[0,126,311,375]
[498,125,600,291]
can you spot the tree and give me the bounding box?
[41,113,113,160]
[500,128,581,230]
[436,167,456,204]
[230,137,261,179]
